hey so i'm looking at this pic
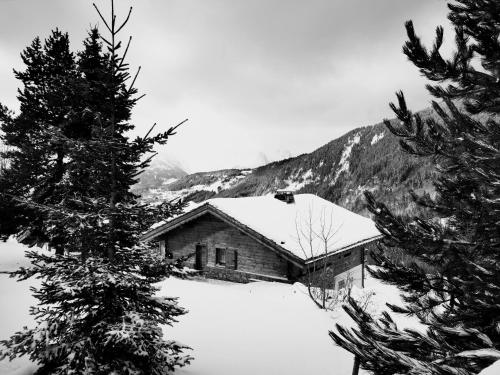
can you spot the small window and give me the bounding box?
[216,248,226,266]
[338,279,346,290]
[159,240,166,258]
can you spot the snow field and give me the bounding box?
[0,239,43,375]
[370,132,385,145]
[333,133,361,184]
[0,239,414,375]
[160,278,355,375]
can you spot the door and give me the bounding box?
[195,244,207,270]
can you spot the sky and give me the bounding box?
[0,0,454,172]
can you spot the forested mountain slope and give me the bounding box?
[138,109,439,217]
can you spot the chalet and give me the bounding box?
[142,192,382,288]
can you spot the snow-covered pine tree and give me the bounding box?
[330,1,500,374]
[0,1,192,374]
[0,30,81,253]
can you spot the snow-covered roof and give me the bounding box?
[146,194,381,262]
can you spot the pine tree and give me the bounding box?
[0,30,82,253]
[330,1,500,374]
[0,1,192,373]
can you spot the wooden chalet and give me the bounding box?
[142,193,382,287]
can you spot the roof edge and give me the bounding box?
[304,234,383,264]
[140,203,210,242]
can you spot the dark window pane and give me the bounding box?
[216,248,226,265]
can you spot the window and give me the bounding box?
[158,240,166,258]
[215,248,226,266]
[338,279,346,290]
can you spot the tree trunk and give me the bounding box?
[361,248,365,289]
[352,355,360,375]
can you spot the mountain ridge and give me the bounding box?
[137,108,438,217]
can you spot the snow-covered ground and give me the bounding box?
[333,133,361,184]
[0,239,413,375]
[370,132,385,145]
[0,239,43,375]
[480,361,500,375]
[282,168,317,191]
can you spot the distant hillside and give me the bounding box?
[138,108,440,217]
[132,158,188,198]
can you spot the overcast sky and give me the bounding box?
[0,0,453,172]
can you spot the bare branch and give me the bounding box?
[111,0,116,30]
[116,7,133,34]
[118,36,132,69]
[143,123,157,140]
[169,118,189,134]
[128,66,142,93]
[99,34,113,47]
[93,3,112,33]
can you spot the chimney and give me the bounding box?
[274,190,295,204]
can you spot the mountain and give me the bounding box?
[132,158,188,199]
[138,109,439,217]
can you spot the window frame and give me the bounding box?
[215,247,226,266]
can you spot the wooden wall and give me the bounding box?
[305,240,379,289]
[157,213,296,282]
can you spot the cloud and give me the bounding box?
[0,0,454,172]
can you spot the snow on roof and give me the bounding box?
[169,194,381,261]
[146,201,200,231]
